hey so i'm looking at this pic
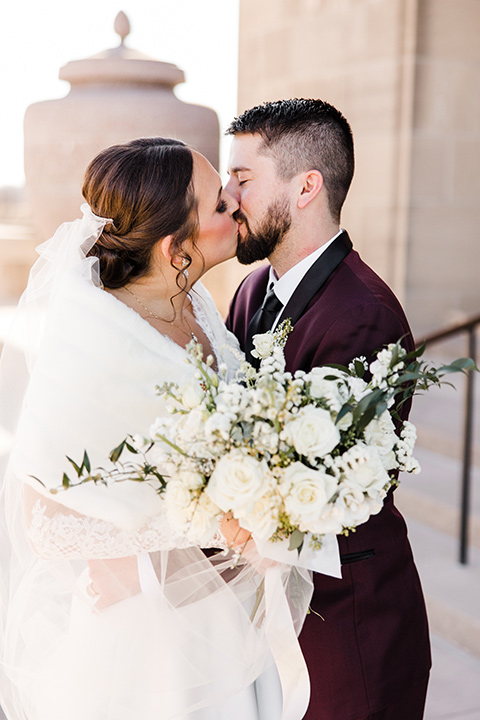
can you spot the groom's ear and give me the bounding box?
[296,170,324,209]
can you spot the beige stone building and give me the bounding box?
[236,0,480,337]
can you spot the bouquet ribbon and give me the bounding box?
[264,565,311,720]
[254,534,342,578]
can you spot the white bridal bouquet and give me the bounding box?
[60,321,475,555]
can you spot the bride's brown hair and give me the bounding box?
[82,137,197,289]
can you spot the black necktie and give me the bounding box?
[254,284,283,336]
[246,284,284,365]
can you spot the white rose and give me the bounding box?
[281,462,338,533]
[337,443,390,497]
[206,449,270,514]
[181,380,206,409]
[281,406,340,460]
[251,332,275,359]
[364,411,398,470]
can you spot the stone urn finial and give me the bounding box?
[114,11,130,46]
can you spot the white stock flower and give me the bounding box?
[206,449,271,514]
[280,462,338,533]
[281,405,340,460]
[337,443,390,497]
[252,332,275,359]
[150,416,174,441]
[253,421,280,455]
[364,410,398,470]
[204,412,235,441]
[215,382,248,414]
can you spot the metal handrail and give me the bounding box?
[417,314,479,564]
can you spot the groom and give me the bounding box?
[225,99,431,720]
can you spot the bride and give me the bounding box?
[0,138,312,719]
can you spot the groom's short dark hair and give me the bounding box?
[226,98,354,223]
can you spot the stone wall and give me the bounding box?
[237,0,480,336]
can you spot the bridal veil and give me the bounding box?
[0,206,313,719]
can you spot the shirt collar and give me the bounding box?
[268,229,344,307]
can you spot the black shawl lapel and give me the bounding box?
[276,231,352,327]
[245,231,352,362]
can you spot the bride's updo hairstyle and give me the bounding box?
[82,137,197,289]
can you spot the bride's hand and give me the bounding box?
[87,556,141,610]
[220,513,252,549]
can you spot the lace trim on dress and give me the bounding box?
[190,292,220,363]
[28,499,227,560]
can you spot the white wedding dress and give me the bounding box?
[0,207,311,720]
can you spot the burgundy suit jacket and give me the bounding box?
[227,232,431,719]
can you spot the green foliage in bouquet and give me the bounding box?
[54,322,477,553]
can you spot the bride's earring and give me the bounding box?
[174,255,189,278]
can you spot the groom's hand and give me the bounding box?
[87,556,141,610]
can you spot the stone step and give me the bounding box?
[396,445,480,550]
[400,513,480,660]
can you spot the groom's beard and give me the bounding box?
[235,197,292,265]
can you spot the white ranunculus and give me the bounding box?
[187,493,221,545]
[177,469,204,491]
[181,380,206,409]
[281,406,340,460]
[337,443,390,497]
[206,449,270,514]
[335,410,353,431]
[164,479,195,532]
[346,376,369,401]
[334,483,371,528]
[252,332,275,359]
[176,407,207,443]
[165,478,192,509]
[238,491,281,541]
[305,367,347,409]
[364,411,398,470]
[280,462,338,533]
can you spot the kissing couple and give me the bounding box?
[0,99,430,720]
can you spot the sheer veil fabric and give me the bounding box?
[0,206,313,719]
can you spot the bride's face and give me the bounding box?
[190,151,239,273]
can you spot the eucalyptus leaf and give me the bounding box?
[66,456,82,477]
[109,440,126,464]
[354,359,366,377]
[288,529,305,553]
[82,450,91,474]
